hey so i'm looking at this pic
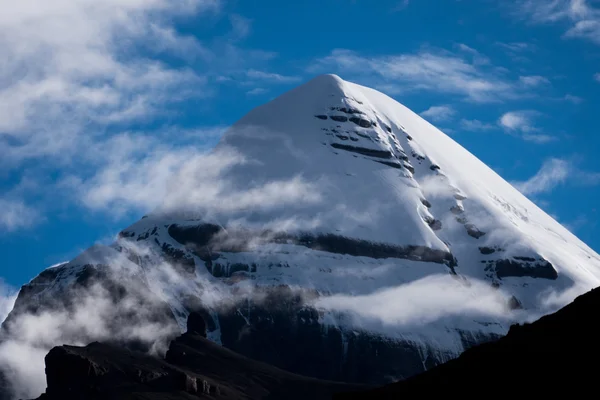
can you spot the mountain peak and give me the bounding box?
[5,75,600,400]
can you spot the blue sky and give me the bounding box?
[1,0,599,288]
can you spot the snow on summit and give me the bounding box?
[3,74,600,396]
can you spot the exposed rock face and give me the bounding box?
[336,285,600,397]
[193,286,489,384]
[35,315,364,400]
[187,311,208,337]
[167,223,458,270]
[1,258,181,362]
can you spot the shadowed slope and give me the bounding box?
[336,285,600,398]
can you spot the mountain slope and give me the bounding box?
[3,74,600,398]
[336,284,600,398]
[36,313,365,400]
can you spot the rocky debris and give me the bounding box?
[478,246,497,255]
[330,143,394,159]
[315,115,328,120]
[507,296,523,310]
[209,262,257,278]
[34,314,365,400]
[430,164,440,171]
[330,115,348,122]
[429,219,443,231]
[402,163,415,174]
[412,152,425,161]
[465,224,486,239]
[161,243,195,274]
[423,216,442,231]
[348,116,373,128]
[450,205,464,215]
[330,106,362,115]
[375,160,403,169]
[168,223,458,269]
[494,258,558,280]
[335,285,600,397]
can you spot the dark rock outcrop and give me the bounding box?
[494,258,558,280]
[3,263,179,347]
[329,143,393,159]
[336,285,600,397]
[167,223,457,268]
[204,286,464,385]
[186,312,208,337]
[35,315,365,400]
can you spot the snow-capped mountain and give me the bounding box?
[4,74,600,391]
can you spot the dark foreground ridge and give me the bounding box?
[335,285,600,398]
[34,312,365,400]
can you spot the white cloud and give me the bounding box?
[59,138,323,221]
[513,158,571,195]
[514,0,600,45]
[315,274,513,330]
[392,0,410,12]
[310,48,519,103]
[595,72,600,82]
[0,0,216,141]
[498,111,556,143]
[420,105,456,122]
[496,41,536,53]
[455,43,490,65]
[522,133,558,143]
[0,280,17,324]
[246,69,302,84]
[519,75,550,86]
[513,157,600,195]
[0,253,187,399]
[246,87,269,96]
[564,94,584,103]
[499,110,540,133]
[0,0,291,231]
[229,14,252,40]
[460,119,496,132]
[0,199,39,232]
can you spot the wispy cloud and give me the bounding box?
[391,0,410,12]
[564,94,584,103]
[315,274,514,331]
[0,0,289,232]
[513,158,571,195]
[594,72,600,82]
[499,111,538,132]
[519,75,550,87]
[0,280,17,324]
[229,14,252,40]
[498,110,555,143]
[246,69,302,84]
[513,157,600,195]
[309,47,523,103]
[455,43,491,65]
[513,0,600,45]
[0,198,40,232]
[460,119,497,132]
[246,87,268,96]
[496,41,536,53]
[420,105,456,122]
